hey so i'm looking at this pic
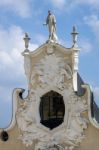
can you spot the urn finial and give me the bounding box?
[71,26,78,48]
[23,33,30,52]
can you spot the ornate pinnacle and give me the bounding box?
[23,33,30,51]
[71,26,79,48]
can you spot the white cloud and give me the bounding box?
[0,25,38,102]
[76,0,99,7]
[35,34,47,44]
[79,38,93,53]
[0,25,38,71]
[50,0,99,11]
[0,0,32,18]
[0,26,24,74]
[50,0,66,9]
[84,15,99,41]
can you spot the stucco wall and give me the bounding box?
[0,123,99,150]
[0,126,35,150]
[79,124,99,150]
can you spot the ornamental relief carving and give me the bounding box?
[30,54,72,90]
[16,88,88,150]
[16,53,88,150]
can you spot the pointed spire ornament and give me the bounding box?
[23,33,30,52]
[71,26,78,48]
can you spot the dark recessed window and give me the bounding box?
[39,91,65,129]
[1,131,9,141]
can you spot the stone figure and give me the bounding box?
[44,10,58,43]
[23,33,30,50]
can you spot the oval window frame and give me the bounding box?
[39,91,65,129]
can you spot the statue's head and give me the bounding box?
[48,10,52,15]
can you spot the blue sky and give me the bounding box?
[0,0,99,128]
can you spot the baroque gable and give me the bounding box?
[14,43,89,150]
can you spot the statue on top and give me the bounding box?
[44,10,58,43]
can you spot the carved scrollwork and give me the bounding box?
[30,54,72,90]
[16,87,88,150]
[16,53,88,150]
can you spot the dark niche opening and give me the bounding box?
[1,131,9,141]
[39,91,65,130]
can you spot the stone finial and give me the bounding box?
[23,33,30,52]
[71,26,78,48]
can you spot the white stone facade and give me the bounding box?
[2,42,99,150]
